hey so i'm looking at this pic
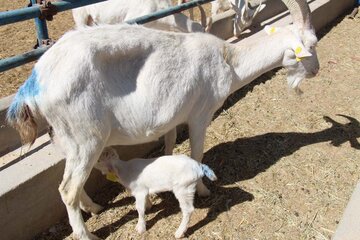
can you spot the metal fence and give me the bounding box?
[0,0,214,73]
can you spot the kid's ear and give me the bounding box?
[264,25,279,35]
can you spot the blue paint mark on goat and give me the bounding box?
[201,164,217,181]
[7,69,40,122]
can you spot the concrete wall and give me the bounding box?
[333,180,360,240]
[210,0,355,40]
[0,134,163,240]
[0,95,24,155]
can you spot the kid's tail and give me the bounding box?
[201,164,217,181]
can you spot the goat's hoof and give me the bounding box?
[91,204,104,216]
[89,233,102,240]
[136,223,146,234]
[75,233,101,240]
[175,230,185,239]
[196,185,211,197]
[145,200,153,211]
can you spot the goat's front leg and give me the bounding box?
[80,190,104,215]
[188,120,211,196]
[164,128,177,155]
[134,191,148,234]
[233,14,242,37]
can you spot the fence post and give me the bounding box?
[30,0,50,47]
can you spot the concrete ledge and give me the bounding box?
[332,181,360,240]
[0,135,69,240]
[0,95,22,155]
[0,94,47,155]
[210,0,355,40]
[0,133,163,240]
[0,135,109,240]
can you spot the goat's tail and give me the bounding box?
[200,164,217,181]
[6,69,40,146]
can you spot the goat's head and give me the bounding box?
[277,0,320,92]
[283,0,320,70]
[96,148,120,177]
[264,25,319,92]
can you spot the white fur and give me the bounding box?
[72,0,204,33]
[96,148,216,238]
[9,18,319,240]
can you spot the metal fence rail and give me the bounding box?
[0,0,214,73]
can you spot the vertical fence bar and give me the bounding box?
[0,0,215,72]
[30,0,50,47]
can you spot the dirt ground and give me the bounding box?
[1,1,360,240]
[0,0,74,97]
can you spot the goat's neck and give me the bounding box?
[227,34,288,94]
[112,160,128,186]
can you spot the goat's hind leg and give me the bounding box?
[164,128,177,155]
[80,190,104,215]
[173,185,196,238]
[59,138,105,240]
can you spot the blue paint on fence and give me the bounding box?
[7,69,40,121]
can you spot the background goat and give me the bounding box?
[96,148,217,238]
[7,0,318,239]
[72,0,206,33]
[207,0,266,36]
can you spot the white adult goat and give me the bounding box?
[96,149,217,238]
[72,0,206,33]
[8,1,319,239]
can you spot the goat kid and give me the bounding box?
[95,148,217,238]
[72,0,206,33]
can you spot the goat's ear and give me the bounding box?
[244,1,266,19]
[292,44,312,58]
[254,3,266,16]
[264,25,278,35]
[105,162,119,182]
[230,2,242,14]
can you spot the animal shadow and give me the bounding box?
[94,185,253,239]
[202,114,360,185]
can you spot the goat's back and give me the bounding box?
[34,24,233,145]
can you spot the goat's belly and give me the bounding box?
[106,128,169,146]
[148,185,172,194]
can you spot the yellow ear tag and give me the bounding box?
[296,57,302,62]
[269,27,276,34]
[106,172,118,182]
[264,26,277,35]
[295,46,302,55]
